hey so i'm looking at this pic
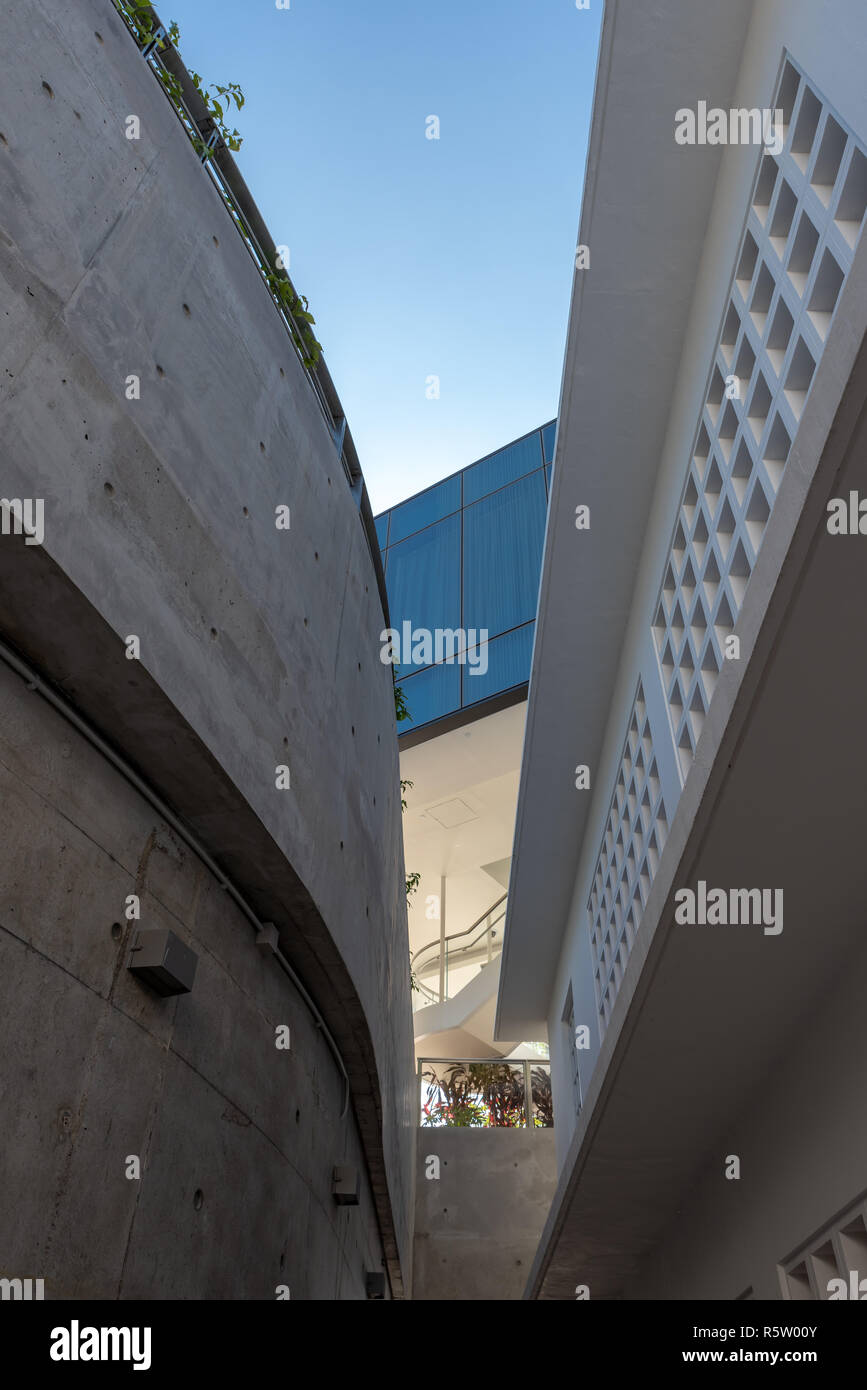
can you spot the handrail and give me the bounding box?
[109,1,389,625]
[410,892,508,970]
[411,903,507,981]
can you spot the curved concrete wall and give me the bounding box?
[0,0,414,1294]
[0,662,388,1299]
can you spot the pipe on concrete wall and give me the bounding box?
[0,632,351,1117]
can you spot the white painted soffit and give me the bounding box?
[497,0,755,1034]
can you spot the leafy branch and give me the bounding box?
[394,684,410,723]
[190,70,244,154]
[117,1,174,46]
[265,269,322,369]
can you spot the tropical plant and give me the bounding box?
[467,1062,526,1127]
[530,1066,554,1128]
[421,1062,529,1128]
[421,1065,488,1127]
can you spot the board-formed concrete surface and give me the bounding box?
[0,661,387,1298]
[413,1128,557,1300]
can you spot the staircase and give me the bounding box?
[411,894,517,1056]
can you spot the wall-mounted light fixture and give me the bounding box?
[127,928,198,997]
[332,1166,360,1205]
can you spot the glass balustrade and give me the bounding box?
[418,1058,554,1129]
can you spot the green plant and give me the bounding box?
[117,1,177,47]
[421,1065,488,1128]
[421,1062,527,1129]
[115,6,245,158]
[190,70,244,153]
[264,270,322,370]
[467,1062,526,1128]
[394,682,410,723]
[531,1066,554,1128]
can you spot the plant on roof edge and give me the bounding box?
[112,1,322,369]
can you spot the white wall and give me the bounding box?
[548,0,867,1169]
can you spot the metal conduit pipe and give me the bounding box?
[0,634,351,1118]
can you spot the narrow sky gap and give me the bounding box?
[164,0,603,510]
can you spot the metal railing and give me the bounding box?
[411,893,507,1009]
[418,1057,553,1129]
[109,1,389,623]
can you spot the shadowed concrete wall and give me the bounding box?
[626,932,867,1300]
[413,1129,556,1299]
[0,0,414,1294]
[0,662,387,1299]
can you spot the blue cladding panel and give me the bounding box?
[462,622,536,706]
[372,423,554,734]
[374,512,389,548]
[462,471,547,639]
[398,662,461,730]
[462,432,543,506]
[388,475,461,546]
[384,513,461,678]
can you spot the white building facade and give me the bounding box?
[499,0,867,1299]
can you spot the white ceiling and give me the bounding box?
[400,701,527,955]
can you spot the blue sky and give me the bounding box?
[163,0,603,511]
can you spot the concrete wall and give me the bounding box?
[0,0,414,1294]
[0,662,386,1299]
[413,1129,556,1300]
